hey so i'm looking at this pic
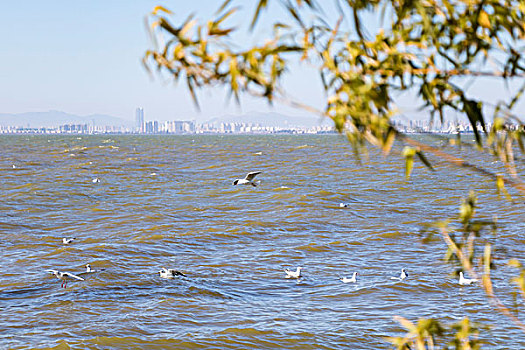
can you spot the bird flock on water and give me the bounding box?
[46,171,479,288]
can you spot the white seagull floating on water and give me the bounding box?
[84,264,105,273]
[62,237,75,245]
[232,171,261,187]
[391,268,408,281]
[46,269,85,288]
[340,272,358,283]
[459,272,478,285]
[159,268,186,279]
[284,267,302,279]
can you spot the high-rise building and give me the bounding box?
[135,108,144,133]
[145,121,153,133]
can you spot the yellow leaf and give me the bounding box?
[402,146,416,179]
[150,20,160,31]
[152,5,172,15]
[394,316,417,332]
[493,117,504,130]
[180,19,197,37]
[382,129,396,156]
[478,10,491,29]
[508,259,522,268]
[496,175,504,192]
[496,175,512,201]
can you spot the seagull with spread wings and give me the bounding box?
[232,171,262,187]
[46,269,85,288]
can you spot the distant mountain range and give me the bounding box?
[0,110,330,129]
[0,110,133,128]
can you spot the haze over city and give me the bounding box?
[3,1,522,126]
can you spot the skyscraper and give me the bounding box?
[135,108,144,133]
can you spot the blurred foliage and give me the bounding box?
[417,191,525,348]
[387,316,485,350]
[508,259,525,301]
[144,0,525,347]
[144,0,525,176]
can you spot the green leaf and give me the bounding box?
[214,6,238,26]
[158,18,180,37]
[461,96,486,147]
[459,191,477,224]
[250,0,268,30]
[402,146,416,179]
[215,0,233,15]
[186,76,200,110]
[284,1,305,28]
[415,150,434,171]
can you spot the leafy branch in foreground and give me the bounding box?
[386,316,486,350]
[144,4,302,107]
[144,0,525,347]
[439,192,525,333]
[399,191,525,349]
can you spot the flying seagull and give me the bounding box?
[159,268,186,279]
[232,171,261,187]
[284,267,302,279]
[340,272,358,283]
[46,269,85,288]
[391,268,408,281]
[459,271,478,285]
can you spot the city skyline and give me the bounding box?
[0,115,486,136]
[0,104,507,136]
[0,108,329,129]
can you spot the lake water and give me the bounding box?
[1,134,524,349]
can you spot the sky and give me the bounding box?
[1,1,522,125]
[0,0,327,123]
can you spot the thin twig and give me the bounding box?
[398,134,525,196]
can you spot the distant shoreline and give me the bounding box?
[0,131,475,136]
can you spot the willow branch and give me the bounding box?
[398,133,525,197]
[353,67,525,79]
[440,227,525,332]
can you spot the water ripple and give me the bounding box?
[0,134,524,349]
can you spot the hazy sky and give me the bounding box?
[0,0,327,123]
[1,1,521,124]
